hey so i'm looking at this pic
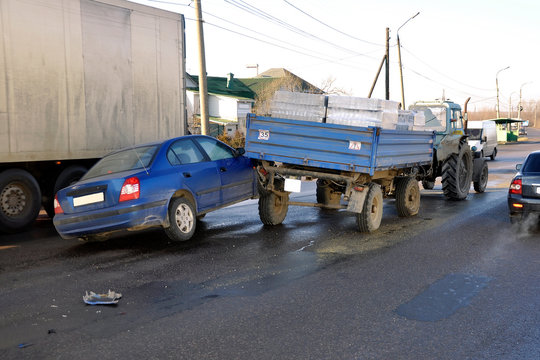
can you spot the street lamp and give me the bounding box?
[397,12,420,109]
[519,82,532,119]
[496,66,510,118]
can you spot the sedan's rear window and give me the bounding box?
[522,153,540,173]
[83,145,159,180]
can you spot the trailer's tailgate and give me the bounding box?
[245,115,434,175]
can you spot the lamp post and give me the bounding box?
[518,82,532,119]
[496,66,510,119]
[397,12,420,109]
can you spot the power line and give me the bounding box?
[282,0,384,47]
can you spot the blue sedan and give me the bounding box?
[53,135,257,242]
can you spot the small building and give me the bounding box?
[186,73,255,136]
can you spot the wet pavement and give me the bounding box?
[1,130,539,359]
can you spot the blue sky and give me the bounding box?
[130,0,540,111]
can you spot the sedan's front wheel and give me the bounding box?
[164,197,196,241]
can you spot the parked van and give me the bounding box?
[466,120,498,160]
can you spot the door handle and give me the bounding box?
[220,167,227,172]
[183,172,191,178]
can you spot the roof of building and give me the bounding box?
[187,73,256,99]
[238,68,323,95]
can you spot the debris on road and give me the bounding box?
[83,290,122,305]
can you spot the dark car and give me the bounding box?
[508,150,540,224]
[53,135,256,242]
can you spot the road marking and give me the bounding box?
[0,245,19,251]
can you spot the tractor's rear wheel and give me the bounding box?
[441,141,473,200]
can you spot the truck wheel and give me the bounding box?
[473,160,489,193]
[0,169,42,232]
[258,191,289,225]
[395,177,420,217]
[356,183,383,233]
[44,165,88,218]
[316,180,341,208]
[490,148,497,161]
[441,141,473,200]
[164,197,196,241]
[421,180,435,190]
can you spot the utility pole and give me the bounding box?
[397,12,420,110]
[495,66,510,119]
[195,0,209,135]
[385,27,390,100]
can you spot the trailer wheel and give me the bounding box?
[258,191,289,225]
[473,160,489,193]
[0,169,42,232]
[164,197,196,241]
[356,183,383,233]
[44,165,88,218]
[316,180,341,208]
[395,177,420,217]
[441,140,473,200]
[421,180,435,190]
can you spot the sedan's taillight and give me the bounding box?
[54,195,64,214]
[509,177,522,195]
[119,177,140,202]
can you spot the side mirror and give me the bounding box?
[516,164,522,171]
[483,136,487,142]
[235,148,246,157]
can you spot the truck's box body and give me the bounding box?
[0,0,186,163]
[245,114,435,176]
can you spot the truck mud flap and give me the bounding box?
[346,187,368,213]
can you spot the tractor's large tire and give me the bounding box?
[258,191,289,225]
[473,160,489,193]
[395,177,420,217]
[316,179,341,208]
[0,169,42,232]
[441,141,473,200]
[356,183,383,233]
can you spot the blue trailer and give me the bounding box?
[245,114,436,232]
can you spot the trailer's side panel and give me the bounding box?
[246,114,435,174]
[246,115,376,173]
[0,0,9,154]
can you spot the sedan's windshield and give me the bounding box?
[522,153,540,174]
[83,145,159,180]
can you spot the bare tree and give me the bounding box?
[317,76,352,96]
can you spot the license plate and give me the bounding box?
[284,178,301,193]
[536,187,540,195]
[73,192,104,207]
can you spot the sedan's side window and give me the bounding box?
[196,137,235,161]
[167,139,206,165]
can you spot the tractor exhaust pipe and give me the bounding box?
[463,97,471,131]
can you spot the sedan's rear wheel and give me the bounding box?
[164,197,196,241]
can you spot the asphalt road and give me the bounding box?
[1,130,539,360]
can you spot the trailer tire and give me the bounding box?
[258,191,289,225]
[473,160,489,193]
[316,180,341,208]
[164,197,196,241]
[44,165,88,218]
[395,177,420,217]
[356,183,383,233]
[441,141,473,200]
[421,180,435,190]
[0,169,42,232]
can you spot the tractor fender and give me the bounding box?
[436,134,468,162]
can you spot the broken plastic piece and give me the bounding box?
[83,290,122,305]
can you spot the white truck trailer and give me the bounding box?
[0,0,187,232]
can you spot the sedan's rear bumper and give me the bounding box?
[53,199,168,240]
[508,194,540,222]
